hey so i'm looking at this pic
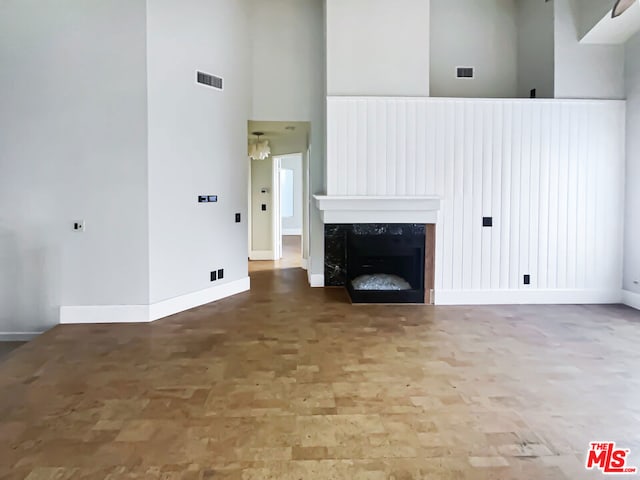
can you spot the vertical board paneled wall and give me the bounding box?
[327,97,625,304]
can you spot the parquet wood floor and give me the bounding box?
[0,343,25,363]
[249,236,303,272]
[1,252,639,479]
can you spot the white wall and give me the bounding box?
[326,0,430,96]
[576,0,612,40]
[624,32,640,295]
[281,155,304,235]
[0,0,149,335]
[581,3,640,46]
[327,97,625,303]
[249,0,324,275]
[516,0,555,98]
[251,0,322,122]
[147,0,251,303]
[554,0,625,99]
[250,159,273,253]
[430,0,517,98]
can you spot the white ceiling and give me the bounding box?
[581,1,640,44]
[248,120,310,156]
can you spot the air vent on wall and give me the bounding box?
[456,67,474,79]
[196,71,223,90]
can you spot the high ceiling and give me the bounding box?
[248,121,310,156]
[581,0,640,44]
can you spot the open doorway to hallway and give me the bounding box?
[278,153,304,268]
[247,121,310,272]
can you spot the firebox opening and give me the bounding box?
[346,231,425,304]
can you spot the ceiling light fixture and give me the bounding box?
[612,0,637,18]
[248,132,271,161]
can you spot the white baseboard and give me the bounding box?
[250,250,275,261]
[149,277,250,321]
[282,228,302,236]
[0,332,43,341]
[622,290,640,310]
[308,273,325,288]
[60,277,251,324]
[435,289,623,306]
[60,305,150,324]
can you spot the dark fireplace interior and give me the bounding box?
[325,224,426,304]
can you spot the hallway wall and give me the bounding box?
[250,159,273,254]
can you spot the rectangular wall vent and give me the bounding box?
[197,71,223,90]
[456,67,474,79]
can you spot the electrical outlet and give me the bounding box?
[235,213,241,223]
[218,269,224,280]
[524,275,531,285]
[261,204,267,211]
[210,271,217,282]
[73,220,85,232]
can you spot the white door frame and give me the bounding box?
[247,156,252,259]
[271,156,282,260]
[303,148,311,271]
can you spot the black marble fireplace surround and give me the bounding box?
[325,224,426,303]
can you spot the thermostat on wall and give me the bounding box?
[198,195,218,203]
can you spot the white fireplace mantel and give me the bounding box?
[313,195,441,224]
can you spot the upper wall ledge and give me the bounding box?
[326,96,626,104]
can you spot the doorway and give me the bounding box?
[276,153,304,268]
[247,121,310,272]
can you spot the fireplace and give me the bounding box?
[346,229,425,303]
[325,224,427,304]
[315,195,440,304]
